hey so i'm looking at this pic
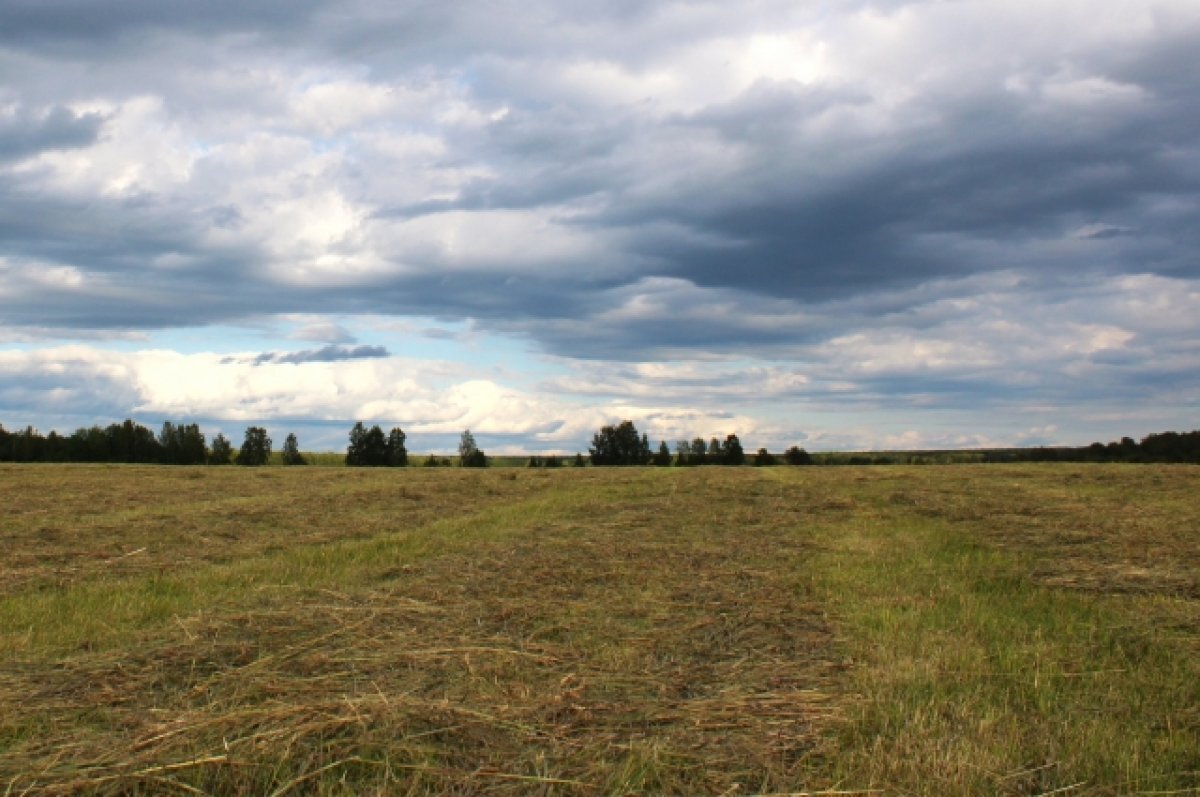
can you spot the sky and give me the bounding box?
[1,0,1198,455]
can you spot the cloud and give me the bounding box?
[0,0,1198,450]
[288,320,357,344]
[0,105,107,162]
[247,344,390,365]
[0,0,326,49]
[536,270,1200,428]
[2,2,1196,327]
[1073,223,1135,240]
[0,345,748,451]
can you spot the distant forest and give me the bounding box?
[981,431,1200,464]
[0,418,1197,466]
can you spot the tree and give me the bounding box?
[691,437,709,466]
[347,422,388,466]
[282,433,306,465]
[459,429,488,467]
[75,426,103,462]
[573,452,585,467]
[178,424,207,464]
[209,433,233,465]
[10,426,43,462]
[346,422,368,466]
[544,454,562,468]
[423,453,443,467]
[160,421,206,465]
[68,425,109,462]
[589,420,650,466]
[364,426,387,465]
[653,440,673,467]
[784,445,812,466]
[159,421,181,464]
[43,431,67,461]
[528,455,542,468]
[386,427,408,467]
[106,419,160,463]
[722,433,745,466]
[237,426,272,466]
[753,447,777,467]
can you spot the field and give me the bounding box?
[1,464,1197,795]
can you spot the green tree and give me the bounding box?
[347,422,388,466]
[68,425,109,462]
[386,427,408,467]
[363,426,387,465]
[282,432,306,465]
[346,422,368,466]
[178,424,207,465]
[106,419,160,463]
[753,447,777,466]
[208,433,233,465]
[784,445,812,466]
[722,433,745,466]
[590,420,650,466]
[160,421,206,465]
[44,431,67,461]
[7,426,43,462]
[653,440,673,467]
[13,426,44,461]
[159,421,181,464]
[459,429,488,467]
[237,426,272,466]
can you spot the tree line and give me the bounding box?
[0,419,489,469]
[0,420,299,466]
[583,420,812,467]
[981,431,1200,464]
[2,417,1196,466]
[343,425,490,468]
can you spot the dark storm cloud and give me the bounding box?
[0,192,207,278]
[0,106,106,162]
[0,0,1198,370]
[404,41,1199,341]
[0,0,325,48]
[606,75,1200,303]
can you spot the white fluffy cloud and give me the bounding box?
[0,343,781,451]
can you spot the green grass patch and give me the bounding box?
[802,467,1200,795]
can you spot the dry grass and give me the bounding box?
[1,464,1197,795]
[0,465,555,596]
[1,468,837,794]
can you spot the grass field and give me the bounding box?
[1,464,1197,795]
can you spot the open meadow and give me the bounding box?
[1,464,1197,795]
